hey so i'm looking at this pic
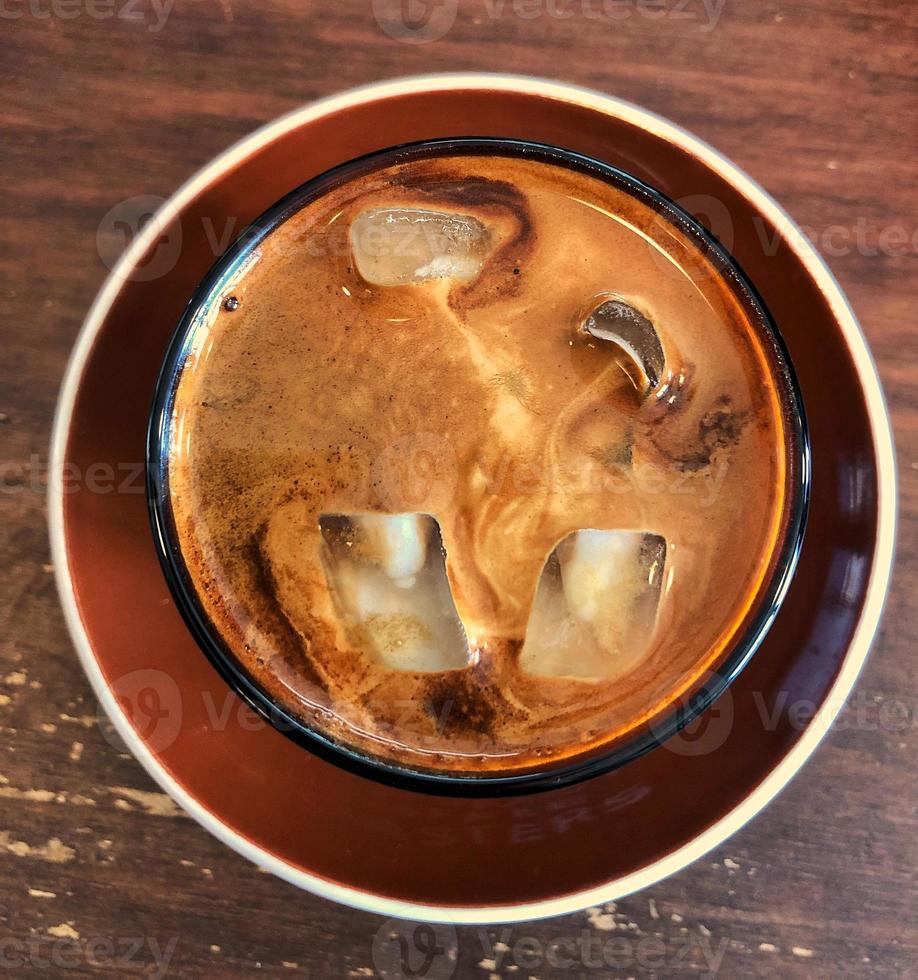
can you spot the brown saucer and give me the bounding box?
[50,75,895,922]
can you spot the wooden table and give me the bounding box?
[2,1,915,976]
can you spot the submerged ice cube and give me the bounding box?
[519,530,666,681]
[319,513,470,672]
[350,208,491,286]
[581,297,665,393]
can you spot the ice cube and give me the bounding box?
[581,297,665,393]
[519,530,666,680]
[350,208,490,286]
[319,513,470,672]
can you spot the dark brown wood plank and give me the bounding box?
[1,0,915,976]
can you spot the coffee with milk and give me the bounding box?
[165,142,797,779]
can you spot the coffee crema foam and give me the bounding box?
[168,149,793,777]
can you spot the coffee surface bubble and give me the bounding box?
[167,149,794,777]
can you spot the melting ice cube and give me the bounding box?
[350,208,490,286]
[319,513,470,672]
[581,297,665,394]
[519,529,666,681]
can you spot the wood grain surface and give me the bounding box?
[1,1,916,976]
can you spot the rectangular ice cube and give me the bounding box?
[349,208,490,286]
[319,513,470,672]
[519,529,666,680]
